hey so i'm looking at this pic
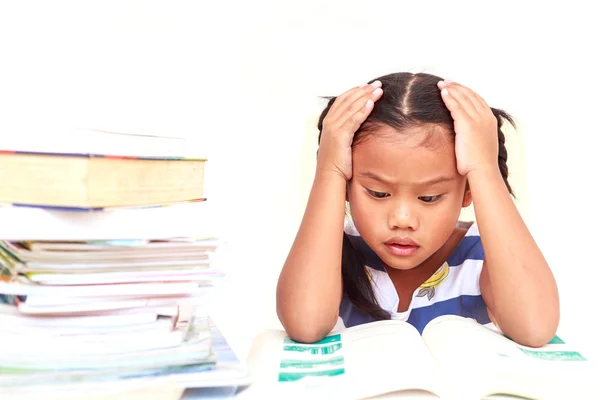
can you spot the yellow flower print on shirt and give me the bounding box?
[416,262,450,301]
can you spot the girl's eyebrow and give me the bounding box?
[357,171,455,186]
[416,176,456,186]
[356,171,393,185]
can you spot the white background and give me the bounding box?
[1,1,598,361]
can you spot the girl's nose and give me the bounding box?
[387,202,419,231]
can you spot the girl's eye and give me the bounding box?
[366,189,389,199]
[419,195,443,203]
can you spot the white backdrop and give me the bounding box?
[1,1,598,361]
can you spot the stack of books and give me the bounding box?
[0,130,249,399]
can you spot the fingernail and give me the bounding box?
[441,88,449,96]
[372,88,383,96]
[370,80,382,88]
[365,99,374,109]
[437,80,446,88]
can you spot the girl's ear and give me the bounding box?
[462,183,472,208]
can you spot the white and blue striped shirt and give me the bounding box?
[338,219,491,333]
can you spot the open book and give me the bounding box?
[240,315,597,400]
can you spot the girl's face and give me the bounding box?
[348,124,471,271]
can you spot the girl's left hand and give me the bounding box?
[438,80,499,177]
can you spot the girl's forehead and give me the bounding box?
[357,124,453,147]
[352,126,458,180]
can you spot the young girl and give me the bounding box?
[276,72,559,348]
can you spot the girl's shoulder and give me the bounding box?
[456,220,478,236]
[447,221,484,266]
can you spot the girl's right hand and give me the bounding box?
[317,80,383,181]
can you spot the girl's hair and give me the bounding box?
[316,72,516,321]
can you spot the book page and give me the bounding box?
[422,315,598,399]
[0,377,183,400]
[0,127,193,159]
[0,200,213,241]
[241,320,445,400]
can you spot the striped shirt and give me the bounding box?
[338,219,491,333]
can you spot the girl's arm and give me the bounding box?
[276,81,383,343]
[470,168,559,347]
[438,80,559,348]
[276,170,346,343]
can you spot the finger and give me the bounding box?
[332,80,382,118]
[329,80,382,120]
[337,87,383,133]
[438,81,481,113]
[437,80,450,89]
[453,82,491,115]
[443,83,480,119]
[437,79,457,90]
[472,91,492,113]
[442,81,491,117]
[440,87,470,123]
